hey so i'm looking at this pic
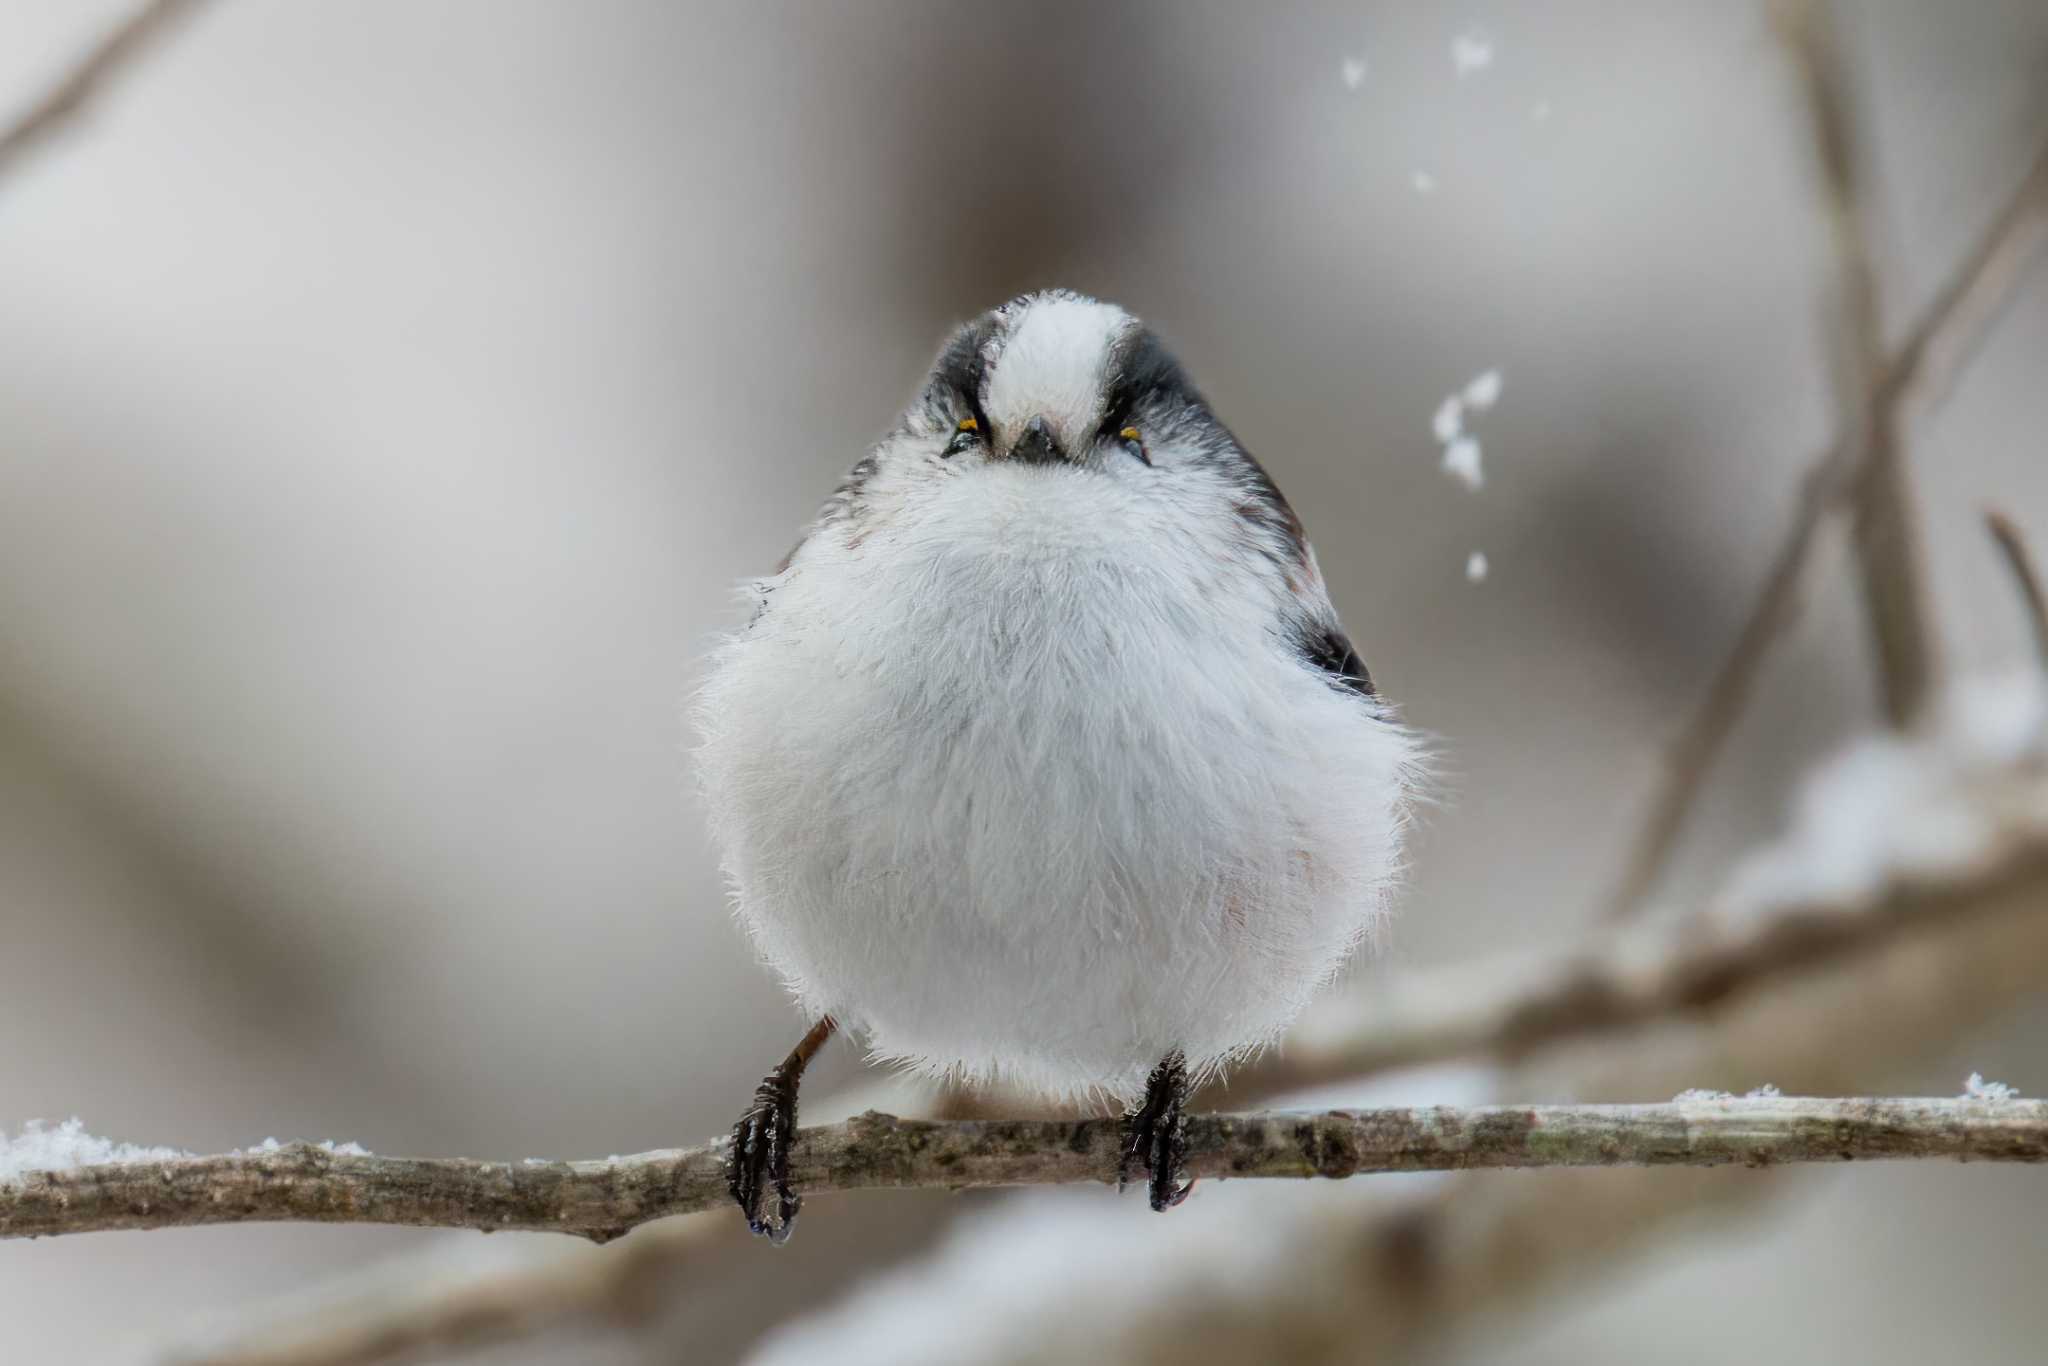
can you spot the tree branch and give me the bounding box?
[166,1215,743,1366]
[1601,125,2048,920]
[0,0,213,181]
[1236,833,2048,1106]
[1778,0,1941,728]
[6,1098,2043,1245]
[1987,510,2048,674]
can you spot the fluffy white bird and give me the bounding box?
[697,290,1420,1238]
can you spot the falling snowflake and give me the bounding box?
[1462,369,1503,409]
[1432,396,1464,443]
[1410,170,1438,195]
[1465,551,1488,584]
[1451,32,1494,76]
[1340,56,1368,90]
[1441,438,1484,490]
[1432,368,1501,491]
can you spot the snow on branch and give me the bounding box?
[4,1097,2044,1244]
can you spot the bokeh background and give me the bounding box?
[3,1,2046,1361]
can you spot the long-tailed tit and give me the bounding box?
[697,290,1420,1239]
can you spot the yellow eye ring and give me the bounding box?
[1117,424,1152,466]
[942,415,982,458]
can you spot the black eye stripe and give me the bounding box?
[1099,326,1203,437]
[926,316,999,436]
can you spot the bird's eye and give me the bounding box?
[943,416,980,457]
[1118,425,1151,466]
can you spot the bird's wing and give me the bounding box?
[1293,619,1375,699]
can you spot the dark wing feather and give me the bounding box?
[1294,620,1375,698]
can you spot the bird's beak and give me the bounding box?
[1007,414,1066,465]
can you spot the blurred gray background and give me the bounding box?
[3,1,2046,1361]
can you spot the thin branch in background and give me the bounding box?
[1600,131,2048,921]
[1776,0,1941,727]
[1242,831,2048,1107]
[0,0,213,181]
[1987,510,2048,673]
[4,1098,2044,1245]
[166,1216,740,1366]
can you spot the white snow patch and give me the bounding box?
[0,1119,189,1184]
[1716,671,2048,917]
[1963,1073,2020,1102]
[1441,438,1484,490]
[1673,1088,1733,1103]
[1451,32,1494,76]
[1340,56,1368,89]
[0,1122,375,1185]
[1465,551,1488,584]
[1410,170,1438,195]
[1744,1083,1782,1099]
[1462,368,1504,409]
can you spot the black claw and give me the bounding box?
[728,1068,802,1242]
[1118,1050,1194,1212]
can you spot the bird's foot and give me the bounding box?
[727,1018,834,1243]
[728,1069,801,1242]
[1118,1049,1193,1211]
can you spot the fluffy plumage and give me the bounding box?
[696,290,1419,1104]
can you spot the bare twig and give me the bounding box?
[1237,833,2048,1106]
[1602,131,2048,919]
[1778,0,1940,726]
[5,1098,2043,1245]
[166,1215,739,1366]
[0,0,213,181]
[1987,511,2048,674]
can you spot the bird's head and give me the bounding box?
[816,290,1309,584]
[923,290,1180,473]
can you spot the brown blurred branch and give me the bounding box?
[1238,831,2048,1106]
[1602,98,2048,921]
[0,0,213,180]
[6,1097,2044,1246]
[1777,0,1939,728]
[1987,511,2048,673]
[167,1215,740,1366]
